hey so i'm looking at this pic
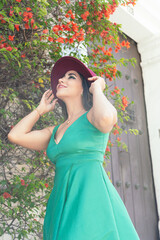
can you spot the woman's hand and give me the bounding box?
[36,89,58,115]
[88,76,106,94]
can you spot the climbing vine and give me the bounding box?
[0,0,138,239]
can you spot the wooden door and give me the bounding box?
[104,35,159,240]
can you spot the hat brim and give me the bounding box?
[51,56,96,101]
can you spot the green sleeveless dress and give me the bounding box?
[43,110,140,240]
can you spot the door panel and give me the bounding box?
[104,35,159,240]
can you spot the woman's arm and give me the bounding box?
[87,76,117,133]
[8,89,58,151]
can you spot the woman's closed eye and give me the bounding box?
[69,76,76,79]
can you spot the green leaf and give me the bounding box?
[2,53,9,62]
[0,2,3,10]
[17,61,21,68]
[39,8,47,17]
[9,23,14,32]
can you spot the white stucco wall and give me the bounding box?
[110,0,160,236]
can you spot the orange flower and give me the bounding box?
[117,137,121,141]
[114,86,120,94]
[65,0,70,3]
[122,96,128,107]
[52,25,62,32]
[126,41,130,49]
[77,35,84,42]
[121,40,126,47]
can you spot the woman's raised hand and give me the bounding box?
[37,89,58,115]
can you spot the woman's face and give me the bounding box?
[56,70,83,100]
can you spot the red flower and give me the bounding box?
[21,54,26,58]
[121,40,126,47]
[10,125,14,129]
[1,19,6,23]
[6,46,12,51]
[71,14,75,19]
[81,11,89,20]
[117,137,121,141]
[26,7,32,11]
[56,37,64,43]
[126,41,130,49]
[21,179,25,186]
[8,35,14,41]
[3,192,11,199]
[16,0,21,2]
[9,10,14,17]
[122,96,128,107]
[67,9,73,14]
[25,23,30,29]
[65,0,70,3]
[43,29,48,34]
[43,151,46,156]
[106,146,110,152]
[45,183,49,188]
[31,19,34,28]
[113,129,119,135]
[15,24,20,32]
[48,36,53,42]
[23,12,33,19]
[87,21,92,25]
[69,38,74,44]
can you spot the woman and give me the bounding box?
[8,56,140,240]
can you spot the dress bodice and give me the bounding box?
[46,111,110,168]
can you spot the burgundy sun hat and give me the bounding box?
[51,56,96,106]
